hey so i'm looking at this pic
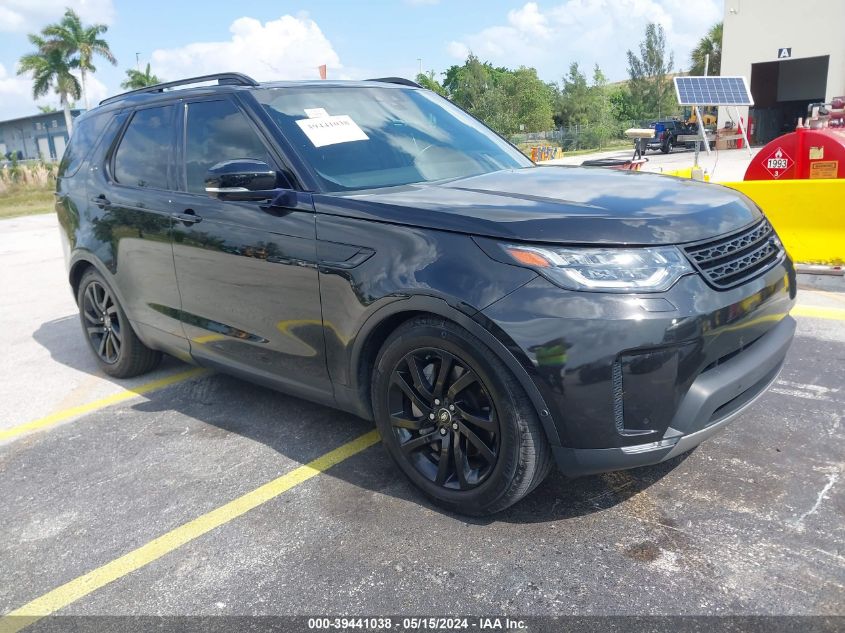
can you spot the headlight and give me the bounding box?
[501,244,693,292]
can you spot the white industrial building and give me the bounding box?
[720,0,845,144]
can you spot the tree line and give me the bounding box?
[418,22,722,144]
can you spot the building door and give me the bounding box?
[37,136,50,160]
[750,55,829,145]
[53,134,67,160]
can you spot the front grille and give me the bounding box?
[683,219,783,289]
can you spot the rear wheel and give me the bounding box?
[372,316,551,515]
[77,268,161,378]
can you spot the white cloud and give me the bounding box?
[150,15,341,83]
[0,62,108,119]
[78,72,108,107]
[0,62,41,119]
[447,0,721,80]
[446,41,470,60]
[507,2,551,39]
[0,0,116,32]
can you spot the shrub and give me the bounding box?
[0,160,57,195]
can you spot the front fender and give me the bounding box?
[334,293,561,447]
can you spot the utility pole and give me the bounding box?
[136,53,141,71]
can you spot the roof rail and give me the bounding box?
[367,77,423,89]
[99,72,259,106]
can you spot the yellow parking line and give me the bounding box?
[792,305,845,321]
[0,429,380,633]
[0,367,210,442]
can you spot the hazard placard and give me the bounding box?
[763,147,794,179]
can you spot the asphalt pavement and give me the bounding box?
[1,214,843,631]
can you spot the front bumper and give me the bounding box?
[553,315,794,476]
[478,254,796,477]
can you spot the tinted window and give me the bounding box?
[113,106,173,189]
[254,86,531,192]
[58,112,109,177]
[185,100,272,194]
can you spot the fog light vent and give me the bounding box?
[614,347,684,437]
[612,361,624,434]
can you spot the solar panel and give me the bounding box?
[674,76,754,106]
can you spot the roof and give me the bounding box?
[96,72,421,110]
[0,109,85,127]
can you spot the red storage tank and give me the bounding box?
[745,126,845,180]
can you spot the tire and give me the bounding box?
[371,316,552,515]
[77,268,161,378]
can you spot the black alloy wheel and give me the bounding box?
[372,316,552,515]
[81,280,123,364]
[76,268,161,378]
[388,348,500,490]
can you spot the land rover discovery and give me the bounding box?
[56,73,796,514]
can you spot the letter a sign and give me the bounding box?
[778,47,792,59]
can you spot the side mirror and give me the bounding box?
[205,159,278,200]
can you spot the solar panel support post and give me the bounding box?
[694,106,711,156]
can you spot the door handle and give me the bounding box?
[172,209,202,225]
[92,194,111,209]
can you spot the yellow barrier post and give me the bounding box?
[721,179,845,265]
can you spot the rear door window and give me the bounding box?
[183,99,273,194]
[113,105,175,189]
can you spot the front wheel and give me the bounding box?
[77,268,162,378]
[372,316,552,515]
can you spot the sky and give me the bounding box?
[0,0,722,120]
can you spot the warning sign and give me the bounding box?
[809,160,838,179]
[763,147,794,179]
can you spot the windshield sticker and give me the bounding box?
[296,115,369,147]
[304,107,329,119]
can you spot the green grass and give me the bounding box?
[559,141,632,156]
[0,188,55,219]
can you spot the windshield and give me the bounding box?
[254,86,532,192]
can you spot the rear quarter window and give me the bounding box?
[58,112,110,178]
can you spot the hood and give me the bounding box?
[313,166,762,245]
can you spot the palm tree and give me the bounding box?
[17,34,81,134]
[121,63,161,90]
[689,22,723,76]
[42,8,116,109]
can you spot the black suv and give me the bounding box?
[56,73,796,514]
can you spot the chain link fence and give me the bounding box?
[510,120,653,152]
